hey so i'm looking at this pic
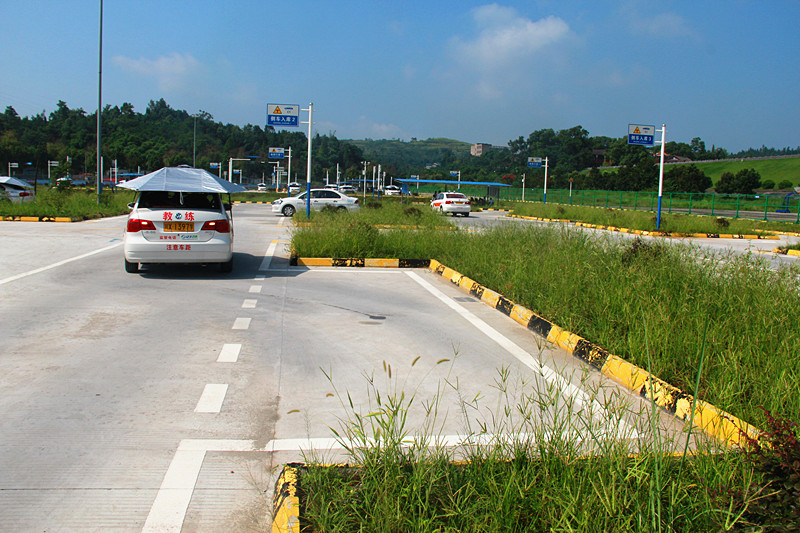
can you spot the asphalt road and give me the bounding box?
[0,205,753,531]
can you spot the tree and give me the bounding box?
[664,164,712,193]
[716,168,761,195]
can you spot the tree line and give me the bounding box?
[0,99,365,184]
[2,99,796,194]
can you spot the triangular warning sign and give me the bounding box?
[633,127,640,134]
[274,106,282,114]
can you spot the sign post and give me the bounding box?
[450,170,461,190]
[627,123,664,229]
[527,157,548,203]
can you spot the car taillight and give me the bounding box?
[354,199,359,204]
[201,219,231,233]
[445,200,453,204]
[19,192,32,197]
[126,218,156,232]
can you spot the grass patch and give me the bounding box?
[509,201,800,234]
[296,359,791,532]
[0,187,136,219]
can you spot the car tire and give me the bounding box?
[282,204,296,217]
[219,257,233,273]
[124,258,139,273]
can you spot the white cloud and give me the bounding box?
[450,4,570,71]
[622,5,697,40]
[112,52,204,92]
[351,115,406,140]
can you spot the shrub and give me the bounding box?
[778,180,794,190]
[762,180,776,190]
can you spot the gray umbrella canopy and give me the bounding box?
[0,176,34,188]
[118,167,246,193]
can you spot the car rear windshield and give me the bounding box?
[138,191,221,210]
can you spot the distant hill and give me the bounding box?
[344,138,472,174]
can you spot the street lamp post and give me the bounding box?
[192,113,198,167]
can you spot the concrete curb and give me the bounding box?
[426,259,760,448]
[290,257,430,268]
[2,215,77,223]
[508,214,781,240]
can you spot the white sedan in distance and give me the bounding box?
[431,191,471,216]
[272,189,360,217]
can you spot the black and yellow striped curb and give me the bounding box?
[427,258,760,449]
[508,214,781,240]
[272,463,304,533]
[2,215,79,223]
[771,248,800,257]
[290,257,430,268]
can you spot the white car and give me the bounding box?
[384,185,401,196]
[272,189,360,217]
[257,183,268,191]
[0,178,35,203]
[288,182,301,194]
[339,185,357,195]
[123,190,235,273]
[431,191,471,216]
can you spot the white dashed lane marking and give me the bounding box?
[217,343,242,363]
[194,384,228,413]
[242,299,257,309]
[249,285,262,293]
[232,317,251,330]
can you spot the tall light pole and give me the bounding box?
[301,103,314,218]
[96,0,103,203]
[192,113,197,167]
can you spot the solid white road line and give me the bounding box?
[232,317,251,330]
[0,242,122,286]
[194,384,228,413]
[259,240,278,271]
[217,343,242,363]
[142,439,256,533]
[242,299,257,309]
[405,270,638,439]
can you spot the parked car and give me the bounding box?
[431,191,471,216]
[272,189,360,217]
[384,185,401,196]
[257,183,268,191]
[0,177,35,203]
[288,182,301,194]
[339,185,357,195]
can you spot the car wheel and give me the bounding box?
[219,257,233,273]
[282,204,296,217]
[124,258,139,273]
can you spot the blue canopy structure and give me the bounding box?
[396,179,511,187]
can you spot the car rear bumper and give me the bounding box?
[123,237,232,263]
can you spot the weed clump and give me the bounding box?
[403,206,422,217]
[366,200,382,209]
[620,237,665,265]
[715,217,731,228]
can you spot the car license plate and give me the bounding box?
[163,222,194,232]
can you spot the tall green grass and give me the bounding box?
[298,360,763,532]
[0,188,136,218]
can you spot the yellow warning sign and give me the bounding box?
[633,127,640,134]
[273,106,282,114]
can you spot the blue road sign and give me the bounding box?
[267,104,299,127]
[527,157,542,168]
[268,147,285,159]
[628,124,655,146]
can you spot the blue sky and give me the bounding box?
[1,1,798,152]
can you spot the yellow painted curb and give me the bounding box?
[20,216,40,222]
[272,464,302,533]
[296,258,331,267]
